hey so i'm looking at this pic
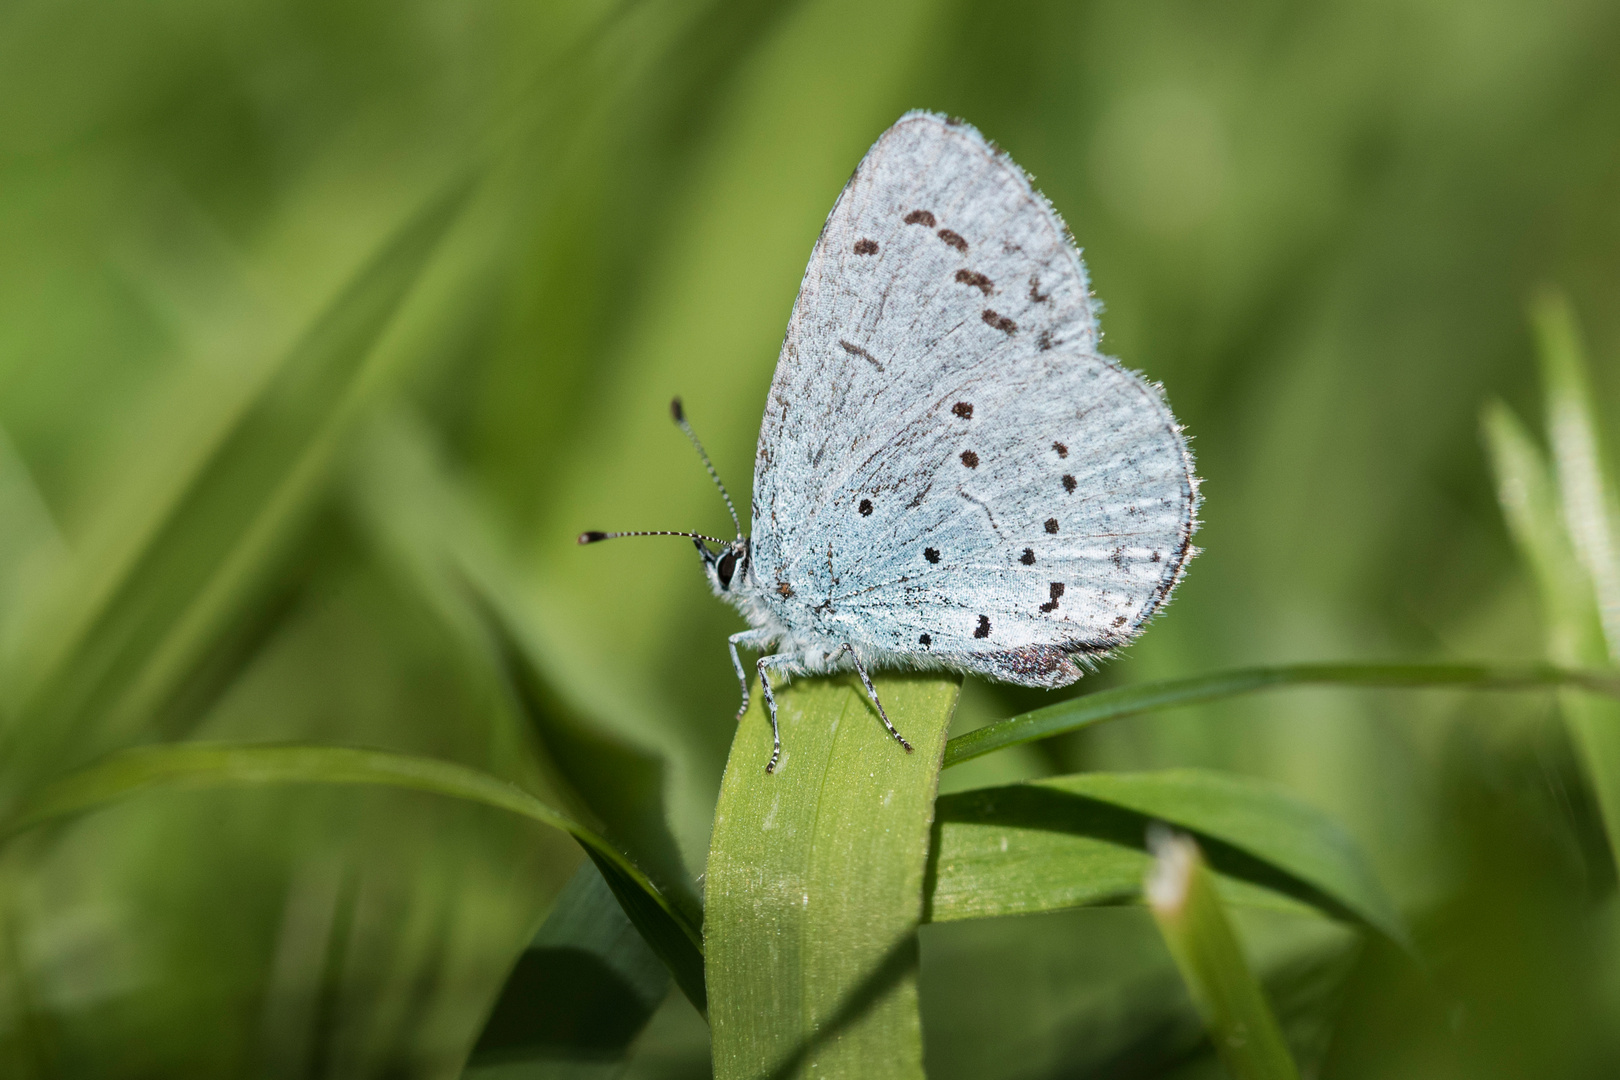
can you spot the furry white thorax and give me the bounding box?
[701,535,961,681]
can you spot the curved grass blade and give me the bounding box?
[0,181,474,804]
[465,859,669,1077]
[1486,397,1620,860]
[347,412,701,931]
[0,742,706,1012]
[1147,830,1301,1080]
[927,768,1406,949]
[706,675,959,1080]
[1535,290,1620,657]
[469,580,700,929]
[1484,401,1602,659]
[944,662,1620,768]
[1515,290,1620,870]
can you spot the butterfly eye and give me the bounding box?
[716,551,738,590]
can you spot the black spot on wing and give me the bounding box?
[982,310,1016,334]
[960,450,979,468]
[1020,548,1036,565]
[1053,441,1068,458]
[1062,475,1076,493]
[904,209,936,227]
[919,633,931,647]
[858,498,873,516]
[853,238,878,255]
[951,401,973,419]
[974,615,991,639]
[938,229,968,252]
[1045,518,1059,534]
[924,547,940,564]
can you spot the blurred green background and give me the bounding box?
[2,0,1619,1075]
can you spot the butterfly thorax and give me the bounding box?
[700,534,896,676]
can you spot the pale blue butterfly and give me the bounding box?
[583,112,1199,773]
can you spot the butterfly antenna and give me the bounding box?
[578,530,730,547]
[670,397,743,539]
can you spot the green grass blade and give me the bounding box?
[347,411,701,930]
[927,768,1406,948]
[0,741,707,1012]
[1483,401,1602,658]
[943,662,1620,768]
[1147,830,1301,1080]
[470,583,700,926]
[1535,290,1620,657]
[5,741,574,843]
[587,848,707,1018]
[342,413,710,1010]
[0,182,473,801]
[1483,298,1620,871]
[1499,290,1620,884]
[706,675,959,1080]
[465,860,670,1077]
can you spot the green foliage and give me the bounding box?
[0,178,469,803]
[465,862,670,1078]
[706,675,959,1080]
[1146,831,1300,1080]
[1519,294,1620,868]
[929,767,1406,948]
[3,743,702,998]
[1,0,1619,1076]
[944,661,1620,767]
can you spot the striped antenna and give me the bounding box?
[577,530,729,547]
[670,397,743,539]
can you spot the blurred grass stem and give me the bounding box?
[1146,828,1301,1080]
[943,661,1620,768]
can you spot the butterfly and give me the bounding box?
[583,111,1199,773]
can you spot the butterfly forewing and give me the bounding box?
[752,112,1197,687]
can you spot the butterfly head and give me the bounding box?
[697,536,752,597]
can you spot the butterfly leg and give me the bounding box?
[728,629,774,721]
[834,644,914,755]
[756,653,792,774]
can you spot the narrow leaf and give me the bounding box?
[0,741,706,1010]
[465,860,669,1077]
[927,768,1406,949]
[1504,290,1620,879]
[1147,830,1301,1080]
[1535,289,1620,658]
[0,181,473,803]
[471,583,700,930]
[1483,401,1602,660]
[944,662,1620,768]
[706,675,959,1080]
[346,412,701,931]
